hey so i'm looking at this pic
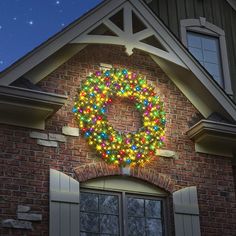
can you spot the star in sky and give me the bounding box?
[28,20,34,25]
[0,0,103,72]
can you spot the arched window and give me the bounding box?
[49,169,201,236]
[180,17,233,96]
[80,176,168,236]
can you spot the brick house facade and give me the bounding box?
[1,1,236,235]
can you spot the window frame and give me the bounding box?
[180,17,233,96]
[80,187,168,236]
[124,192,167,236]
[80,189,123,235]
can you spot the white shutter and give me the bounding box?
[50,169,80,236]
[173,186,201,236]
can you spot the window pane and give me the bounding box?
[146,218,162,236]
[204,62,220,77]
[189,47,203,61]
[213,75,222,84]
[127,197,144,217]
[128,217,145,236]
[80,212,99,233]
[203,50,218,64]
[199,61,204,66]
[187,33,202,48]
[100,214,119,234]
[202,37,217,51]
[99,195,119,215]
[145,199,161,218]
[80,192,98,212]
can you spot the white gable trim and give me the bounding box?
[24,44,87,84]
[70,2,187,69]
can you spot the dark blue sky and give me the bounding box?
[0,0,103,72]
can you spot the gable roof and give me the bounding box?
[0,0,236,122]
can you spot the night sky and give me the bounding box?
[0,0,103,72]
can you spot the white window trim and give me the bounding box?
[180,17,233,96]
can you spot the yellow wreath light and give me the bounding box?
[73,68,166,166]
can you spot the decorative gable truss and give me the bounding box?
[70,2,187,69]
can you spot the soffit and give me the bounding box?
[0,85,67,129]
[187,119,236,157]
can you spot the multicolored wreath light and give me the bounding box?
[73,68,166,166]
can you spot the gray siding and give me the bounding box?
[148,0,236,101]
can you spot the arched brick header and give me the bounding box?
[73,162,176,193]
[74,162,121,182]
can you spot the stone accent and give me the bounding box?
[17,213,42,222]
[17,205,31,213]
[121,167,130,175]
[99,63,112,70]
[29,131,48,140]
[49,133,66,142]
[2,219,33,230]
[37,139,58,147]
[156,149,178,159]
[62,126,79,137]
[1,205,42,230]
[30,131,65,148]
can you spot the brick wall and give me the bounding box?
[0,44,235,235]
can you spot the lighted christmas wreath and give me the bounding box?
[73,68,166,166]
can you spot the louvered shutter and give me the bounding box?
[50,169,80,236]
[173,186,201,236]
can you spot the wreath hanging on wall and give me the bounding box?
[73,68,166,166]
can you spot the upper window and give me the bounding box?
[180,17,233,95]
[187,32,223,86]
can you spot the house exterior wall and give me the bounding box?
[0,44,236,235]
[148,0,236,101]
